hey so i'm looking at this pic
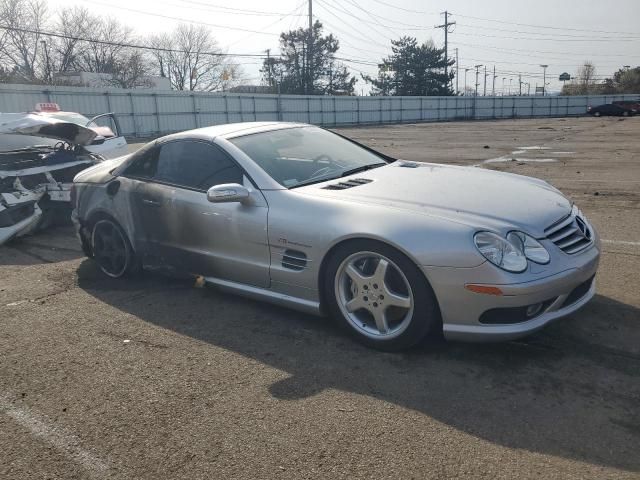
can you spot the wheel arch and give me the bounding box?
[317,235,442,330]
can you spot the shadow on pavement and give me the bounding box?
[0,226,83,266]
[76,259,640,473]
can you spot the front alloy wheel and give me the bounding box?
[325,240,440,351]
[92,219,134,278]
[335,252,414,339]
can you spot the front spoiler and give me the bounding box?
[443,280,595,342]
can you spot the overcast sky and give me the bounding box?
[45,0,640,94]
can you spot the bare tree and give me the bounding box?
[561,61,600,95]
[51,6,92,75]
[0,0,48,81]
[149,24,241,92]
[576,61,597,94]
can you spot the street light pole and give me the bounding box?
[540,64,548,96]
[502,77,506,96]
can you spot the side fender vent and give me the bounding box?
[282,249,307,271]
[323,178,373,190]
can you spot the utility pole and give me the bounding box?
[502,77,506,96]
[464,68,470,95]
[519,74,522,96]
[455,48,459,95]
[266,49,272,89]
[483,66,487,96]
[540,64,548,96]
[492,66,496,96]
[435,11,456,92]
[40,40,51,84]
[308,0,313,95]
[474,64,482,97]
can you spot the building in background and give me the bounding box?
[52,72,172,91]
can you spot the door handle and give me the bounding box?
[141,198,161,207]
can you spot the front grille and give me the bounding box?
[544,213,593,254]
[561,275,595,308]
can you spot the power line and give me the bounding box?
[81,0,281,36]
[342,0,426,29]
[172,0,304,17]
[453,12,638,36]
[315,0,392,49]
[453,30,638,43]
[319,0,398,42]
[455,22,640,40]
[226,1,306,48]
[450,40,639,59]
[368,0,438,15]
[0,24,269,58]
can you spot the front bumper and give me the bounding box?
[424,244,600,342]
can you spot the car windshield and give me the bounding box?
[229,126,389,188]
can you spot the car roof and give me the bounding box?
[160,121,308,142]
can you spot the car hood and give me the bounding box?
[302,161,572,237]
[0,114,97,146]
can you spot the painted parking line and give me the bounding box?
[601,239,640,247]
[0,393,111,479]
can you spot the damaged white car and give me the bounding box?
[0,103,128,159]
[0,114,107,245]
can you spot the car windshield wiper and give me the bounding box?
[339,162,387,178]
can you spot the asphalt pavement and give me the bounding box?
[1,116,639,479]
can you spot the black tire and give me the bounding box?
[623,111,630,117]
[594,111,601,117]
[91,218,140,278]
[323,239,440,351]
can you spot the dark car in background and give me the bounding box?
[587,103,636,117]
[612,100,640,114]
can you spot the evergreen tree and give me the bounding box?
[365,37,454,96]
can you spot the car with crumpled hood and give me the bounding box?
[0,114,104,244]
[0,103,128,160]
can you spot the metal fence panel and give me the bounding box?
[1,83,638,137]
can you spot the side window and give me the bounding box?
[123,146,159,179]
[154,141,244,190]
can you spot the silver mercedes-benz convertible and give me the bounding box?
[72,122,600,350]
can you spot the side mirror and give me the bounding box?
[207,183,251,204]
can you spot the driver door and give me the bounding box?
[125,139,271,288]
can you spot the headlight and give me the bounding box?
[474,232,527,273]
[507,231,550,264]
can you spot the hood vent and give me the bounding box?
[282,249,307,271]
[399,162,419,168]
[322,178,373,190]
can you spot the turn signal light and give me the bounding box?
[465,284,504,296]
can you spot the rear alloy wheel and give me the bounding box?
[623,111,630,117]
[91,219,136,278]
[594,111,601,117]
[325,240,440,351]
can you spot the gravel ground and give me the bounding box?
[1,117,639,479]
